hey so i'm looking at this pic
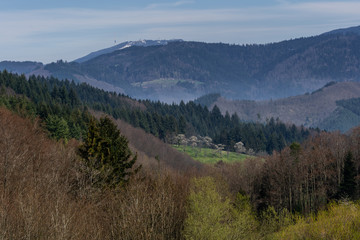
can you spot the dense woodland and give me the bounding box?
[1,70,360,238]
[0,70,311,154]
[319,96,360,132]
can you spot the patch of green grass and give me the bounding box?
[172,145,251,164]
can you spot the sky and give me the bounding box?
[1,0,360,63]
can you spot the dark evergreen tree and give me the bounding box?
[68,88,80,107]
[78,117,139,188]
[45,115,70,141]
[178,115,187,134]
[290,142,301,162]
[338,151,357,200]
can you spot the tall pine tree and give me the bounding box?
[338,151,357,200]
[78,116,139,188]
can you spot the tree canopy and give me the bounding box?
[78,116,139,188]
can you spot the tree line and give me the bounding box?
[0,70,312,153]
[0,105,359,239]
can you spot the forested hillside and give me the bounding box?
[2,26,360,102]
[320,97,360,132]
[1,88,360,239]
[209,81,360,132]
[47,33,360,101]
[0,70,312,154]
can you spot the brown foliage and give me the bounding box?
[0,107,192,239]
[256,132,350,214]
[214,129,359,216]
[0,107,82,238]
[213,158,264,202]
[105,171,189,239]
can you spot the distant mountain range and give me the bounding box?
[202,81,360,132]
[1,26,360,103]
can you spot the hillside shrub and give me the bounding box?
[183,177,259,240]
[274,201,360,239]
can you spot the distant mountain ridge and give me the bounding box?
[322,25,360,36]
[0,61,43,74]
[73,39,183,63]
[1,26,360,103]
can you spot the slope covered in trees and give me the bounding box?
[0,70,311,154]
[61,32,360,101]
[0,107,194,239]
[211,81,360,132]
[1,105,360,238]
[319,96,360,132]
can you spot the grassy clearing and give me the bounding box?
[172,145,251,164]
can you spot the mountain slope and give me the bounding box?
[73,39,183,63]
[322,25,360,36]
[0,61,43,74]
[3,26,360,102]
[53,29,360,102]
[211,82,360,132]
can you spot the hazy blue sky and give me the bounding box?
[1,0,360,63]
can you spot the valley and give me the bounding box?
[1,24,360,239]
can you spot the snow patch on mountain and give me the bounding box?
[73,39,183,63]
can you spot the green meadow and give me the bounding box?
[172,145,251,164]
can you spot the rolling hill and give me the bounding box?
[208,81,360,132]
